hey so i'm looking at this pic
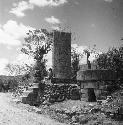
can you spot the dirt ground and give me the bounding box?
[0,93,66,125]
[0,92,122,125]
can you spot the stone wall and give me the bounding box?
[77,69,117,81]
[77,69,118,101]
[52,31,71,79]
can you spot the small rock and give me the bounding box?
[103,120,112,125]
[71,106,77,112]
[79,118,88,124]
[62,114,69,119]
[64,108,70,113]
[89,108,101,114]
[89,103,94,107]
[72,116,76,122]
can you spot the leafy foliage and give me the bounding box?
[71,47,83,79]
[21,29,53,82]
[21,29,53,57]
[5,63,32,76]
[95,46,123,71]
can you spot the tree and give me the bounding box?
[83,49,91,69]
[83,44,99,69]
[21,29,53,82]
[5,63,31,76]
[71,47,83,80]
[95,46,123,71]
[94,45,123,92]
[21,29,53,56]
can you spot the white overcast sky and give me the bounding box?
[0,0,123,75]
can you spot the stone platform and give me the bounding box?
[77,69,120,102]
[20,83,40,106]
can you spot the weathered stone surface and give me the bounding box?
[53,31,71,79]
[77,69,117,81]
[77,69,123,101]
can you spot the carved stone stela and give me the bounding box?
[52,31,71,79]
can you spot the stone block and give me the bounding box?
[22,97,27,104]
[84,82,98,89]
[53,31,71,79]
[77,69,118,81]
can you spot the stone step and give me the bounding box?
[23,90,33,93]
[32,83,39,86]
[27,87,33,91]
[18,95,27,103]
[19,84,40,105]
[33,88,39,92]
[20,91,37,99]
[20,95,28,98]
[27,86,39,92]
[21,96,28,104]
[19,82,42,106]
[25,93,39,105]
[30,85,39,89]
[22,90,33,97]
[21,93,38,104]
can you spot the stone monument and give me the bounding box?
[52,31,71,79]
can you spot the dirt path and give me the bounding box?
[0,93,66,125]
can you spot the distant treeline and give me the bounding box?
[0,74,32,92]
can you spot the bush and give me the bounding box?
[95,46,123,71]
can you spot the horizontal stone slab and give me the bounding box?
[77,69,119,81]
[51,78,77,84]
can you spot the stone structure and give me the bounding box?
[77,69,117,81]
[21,31,74,105]
[77,69,118,101]
[52,31,71,79]
[19,29,123,104]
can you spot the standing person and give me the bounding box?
[48,68,53,80]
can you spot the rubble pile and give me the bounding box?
[36,90,123,125]
[12,86,123,125]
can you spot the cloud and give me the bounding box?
[0,58,9,75]
[5,54,35,75]
[51,26,61,31]
[0,29,21,46]
[71,44,99,64]
[104,0,113,3]
[6,46,13,50]
[29,0,67,7]
[45,16,61,24]
[1,54,35,76]
[13,53,35,66]
[71,44,88,53]
[91,24,96,28]
[45,16,62,31]
[10,0,67,17]
[71,44,88,64]
[10,1,34,17]
[0,20,34,46]
[74,1,79,5]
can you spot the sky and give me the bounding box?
[0,0,123,75]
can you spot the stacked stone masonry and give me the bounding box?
[53,31,71,79]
